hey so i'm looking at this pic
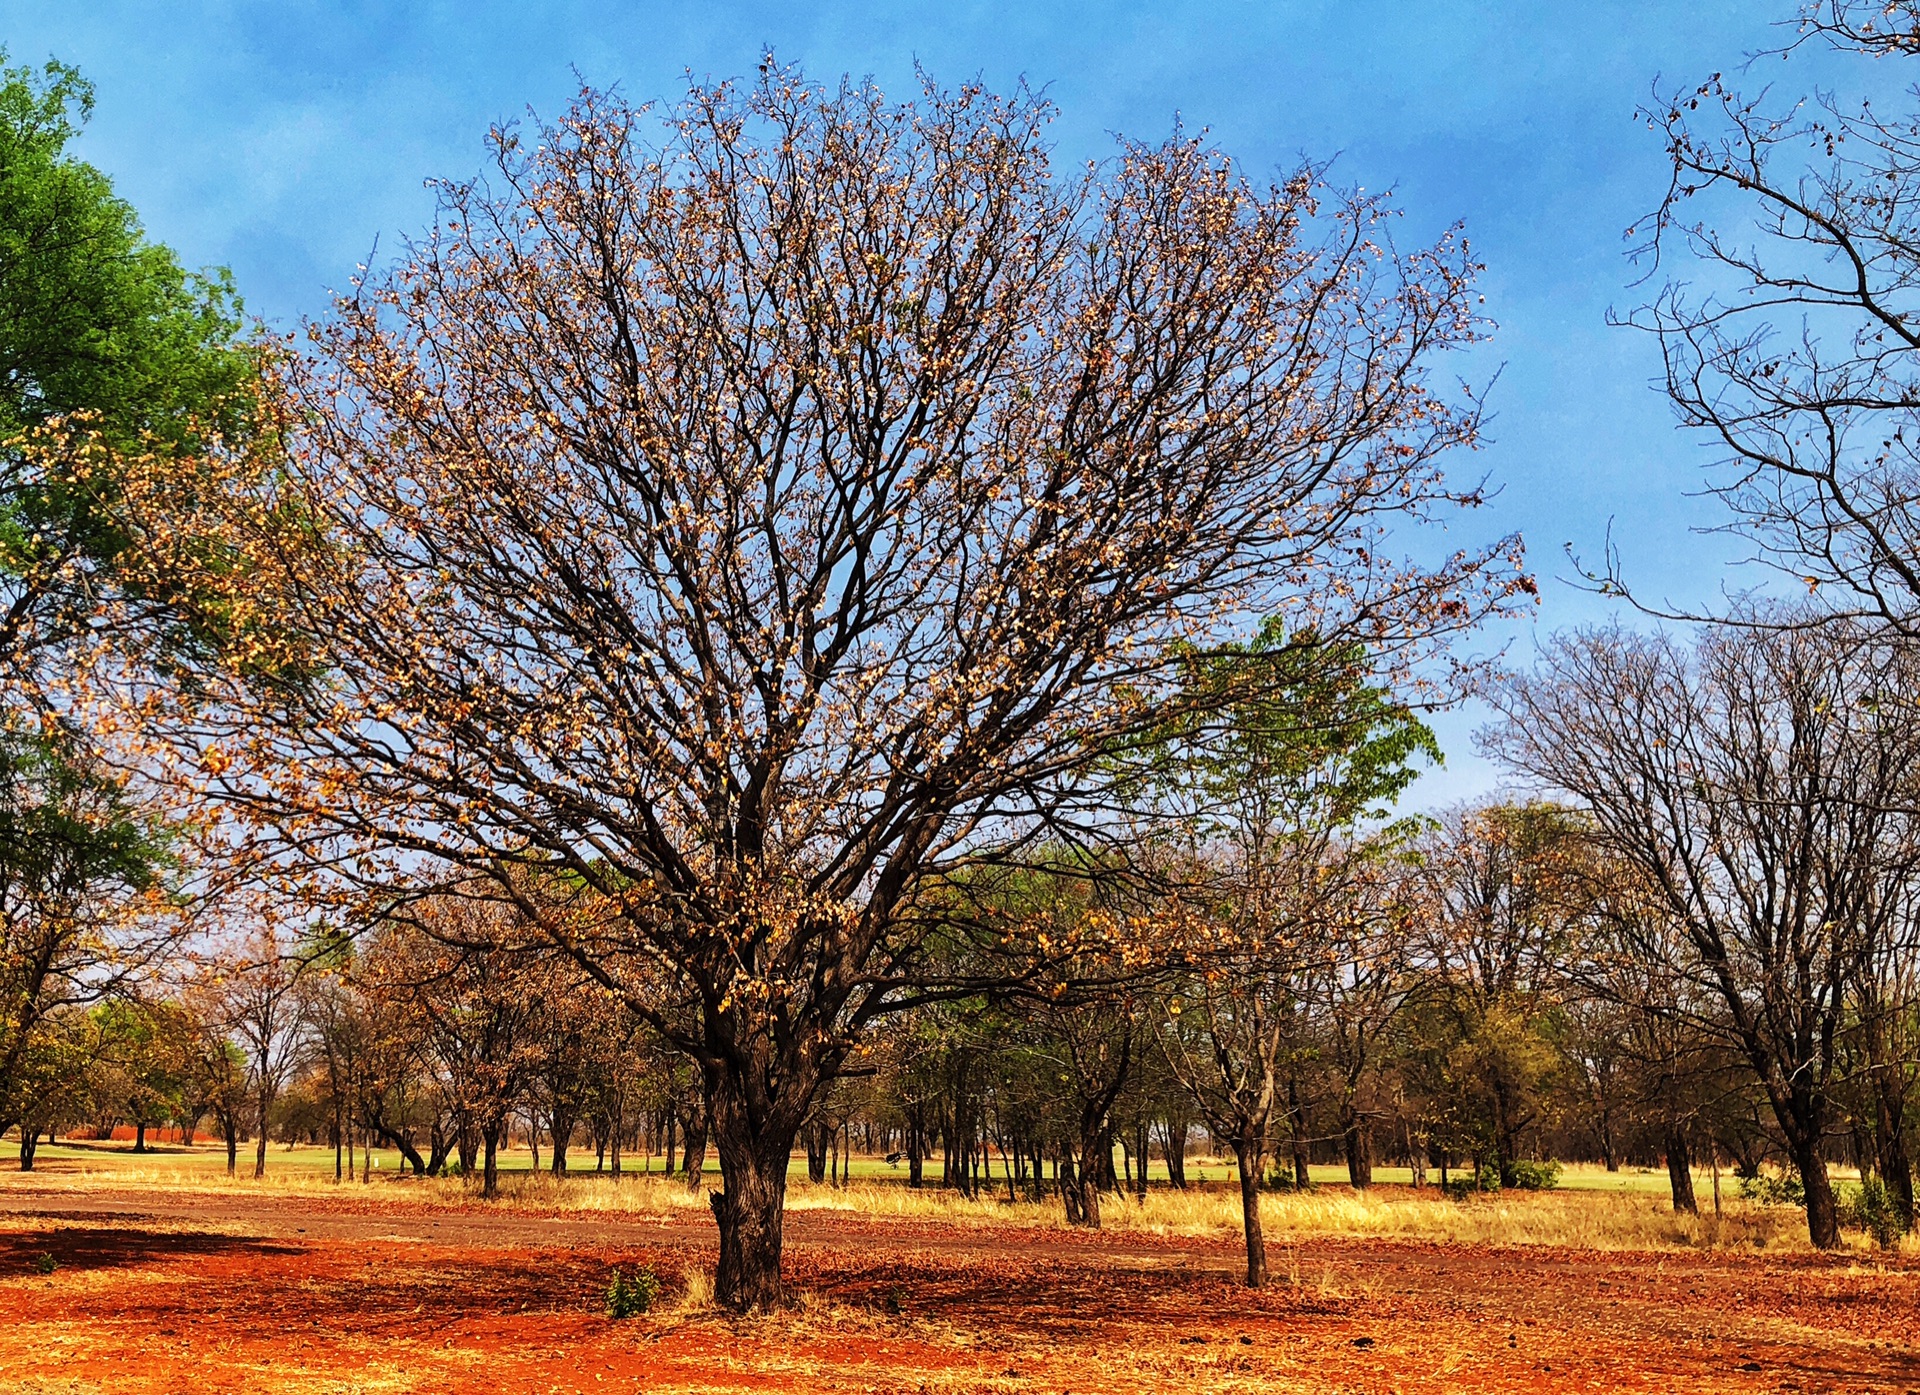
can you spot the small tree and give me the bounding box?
[1137,629,1438,1285]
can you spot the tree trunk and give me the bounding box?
[805,1119,829,1184]
[1133,1120,1150,1199]
[18,1127,37,1172]
[1790,1129,1839,1249]
[1287,1076,1312,1191]
[705,1075,801,1312]
[1233,1136,1268,1288]
[1664,1122,1696,1214]
[1075,1130,1104,1229]
[482,1123,502,1199]
[907,1104,924,1189]
[681,1103,708,1192]
[134,1119,147,1154]
[224,1120,238,1176]
[1344,1113,1373,1190]
[1057,1152,1084,1225]
[550,1109,574,1176]
[253,1095,270,1179]
[1162,1117,1188,1189]
[1871,1051,1917,1233]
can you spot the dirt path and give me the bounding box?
[0,1180,1914,1393]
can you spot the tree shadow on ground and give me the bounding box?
[1,1226,303,1275]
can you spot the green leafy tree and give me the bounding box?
[0,50,255,667]
[1133,624,1438,1286]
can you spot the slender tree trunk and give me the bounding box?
[18,1127,37,1172]
[1133,1120,1150,1199]
[1162,1117,1188,1189]
[682,1102,708,1192]
[907,1104,924,1189]
[253,1094,271,1179]
[1870,1048,1916,1233]
[483,1123,502,1199]
[1664,1122,1696,1214]
[1287,1076,1312,1191]
[224,1119,238,1176]
[1233,1135,1268,1288]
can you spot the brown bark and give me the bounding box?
[1233,1136,1268,1288]
[1664,1123,1696,1214]
[1791,1131,1840,1250]
[705,1076,800,1312]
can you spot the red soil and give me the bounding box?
[0,1181,1915,1393]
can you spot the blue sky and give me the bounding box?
[5,2,1875,802]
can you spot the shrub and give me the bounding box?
[605,1265,660,1319]
[1838,1176,1906,1250]
[30,1253,55,1275]
[1739,1171,1805,1208]
[1508,1159,1561,1191]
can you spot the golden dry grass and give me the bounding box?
[11,1148,1878,1255]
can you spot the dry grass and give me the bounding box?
[8,1149,1867,1255]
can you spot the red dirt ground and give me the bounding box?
[1,1180,1916,1393]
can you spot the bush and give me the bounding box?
[1838,1176,1907,1250]
[605,1265,660,1319]
[1508,1159,1561,1191]
[1739,1170,1805,1208]
[30,1253,55,1275]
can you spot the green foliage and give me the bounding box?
[605,1265,660,1318]
[0,50,254,545]
[1123,619,1441,839]
[1507,1158,1561,1191]
[30,1252,55,1275]
[1838,1176,1906,1249]
[0,730,165,898]
[1739,1170,1806,1208]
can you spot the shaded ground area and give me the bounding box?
[1,1180,1916,1393]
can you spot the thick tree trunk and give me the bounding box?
[705,1075,802,1313]
[18,1128,37,1172]
[1344,1114,1373,1190]
[1068,1128,1105,1228]
[224,1121,238,1176]
[1233,1137,1267,1288]
[1664,1123,1696,1214]
[134,1119,147,1154]
[550,1109,574,1176]
[1790,1130,1839,1249]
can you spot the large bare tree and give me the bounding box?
[1620,2,1920,626]
[128,68,1522,1307]
[1486,620,1920,1247]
